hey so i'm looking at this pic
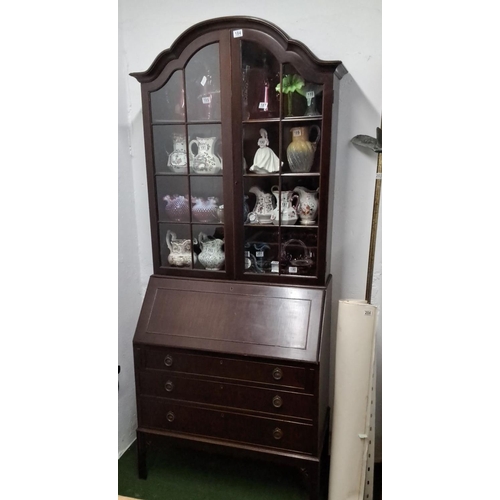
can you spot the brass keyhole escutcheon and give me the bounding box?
[273,427,283,440]
[272,368,283,380]
[166,411,175,423]
[272,395,283,408]
[164,355,173,367]
[165,380,174,392]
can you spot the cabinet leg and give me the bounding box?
[301,463,320,500]
[136,431,148,480]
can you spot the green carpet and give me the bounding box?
[118,439,329,500]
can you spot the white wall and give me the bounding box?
[118,0,382,461]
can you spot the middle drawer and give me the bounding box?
[138,370,314,420]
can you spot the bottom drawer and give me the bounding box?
[139,397,315,455]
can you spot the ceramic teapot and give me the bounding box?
[167,133,189,173]
[248,186,274,224]
[163,194,190,222]
[189,137,222,174]
[270,186,298,225]
[166,230,196,267]
[192,196,219,223]
[293,186,319,225]
[286,125,321,173]
[198,232,225,270]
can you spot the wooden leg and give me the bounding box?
[300,462,321,500]
[136,431,148,480]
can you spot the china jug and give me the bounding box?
[166,230,196,267]
[286,125,321,173]
[270,186,298,225]
[198,232,225,270]
[293,186,319,225]
[248,186,274,224]
[167,133,189,173]
[189,137,222,174]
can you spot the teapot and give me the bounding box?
[192,196,219,223]
[166,133,189,173]
[166,230,196,267]
[293,186,319,225]
[198,232,225,270]
[248,186,274,224]
[286,125,321,173]
[163,194,190,222]
[189,137,222,175]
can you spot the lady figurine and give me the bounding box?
[249,129,280,174]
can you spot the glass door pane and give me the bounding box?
[185,44,221,122]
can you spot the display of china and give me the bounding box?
[216,204,224,223]
[166,230,196,267]
[192,196,219,223]
[166,133,189,173]
[163,194,190,222]
[248,185,274,224]
[293,186,319,225]
[286,125,321,173]
[249,129,280,174]
[198,232,225,270]
[280,238,314,273]
[270,186,298,225]
[189,137,222,174]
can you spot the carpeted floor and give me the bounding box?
[118,440,328,500]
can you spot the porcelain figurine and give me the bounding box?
[249,129,280,174]
[166,230,196,267]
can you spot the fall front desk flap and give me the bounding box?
[134,276,329,363]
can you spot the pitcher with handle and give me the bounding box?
[189,137,222,174]
[286,125,321,173]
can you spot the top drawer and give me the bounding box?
[139,347,310,391]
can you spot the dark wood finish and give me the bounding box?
[133,275,332,499]
[130,17,346,500]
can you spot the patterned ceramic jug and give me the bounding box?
[293,186,319,225]
[166,230,196,267]
[198,232,225,270]
[248,185,274,224]
[271,186,298,225]
[189,137,222,174]
[167,133,189,173]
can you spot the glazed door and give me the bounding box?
[142,31,236,278]
[229,29,334,285]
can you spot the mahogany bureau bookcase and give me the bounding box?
[130,16,347,500]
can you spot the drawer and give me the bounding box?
[138,371,315,420]
[139,397,315,454]
[141,347,308,390]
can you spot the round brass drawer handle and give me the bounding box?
[272,368,283,380]
[165,380,174,392]
[164,355,173,367]
[273,427,283,440]
[272,395,283,408]
[166,411,175,423]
